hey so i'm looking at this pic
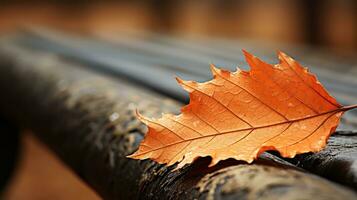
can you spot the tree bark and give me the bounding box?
[286,131,357,190]
[0,40,356,200]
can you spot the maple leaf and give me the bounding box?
[128,51,357,169]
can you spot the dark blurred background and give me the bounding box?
[1,1,356,199]
[0,0,356,54]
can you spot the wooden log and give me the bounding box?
[286,131,357,190]
[0,40,356,199]
[0,117,19,192]
[18,29,357,129]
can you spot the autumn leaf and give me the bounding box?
[128,51,357,169]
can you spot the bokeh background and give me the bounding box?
[0,0,357,54]
[1,1,356,199]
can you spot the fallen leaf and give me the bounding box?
[128,51,357,169]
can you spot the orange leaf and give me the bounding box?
[128,51,357,169]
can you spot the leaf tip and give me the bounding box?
[210,63,233,77]
[277,50,293,63]
[175,76,184,84]
[126,151,140,159]
[210,63,218,75]
[277,50,285,57]
[126,154,135,159]
[242,49,256,67]
[176,77,197,92]
[242,49,267,72]
[241,49,252,58]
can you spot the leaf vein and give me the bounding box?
[212,66,289,121]
[133,107,344,157]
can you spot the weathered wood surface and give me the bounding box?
[15,29,357,191]
[1,41,357,199]
[16,29,357,130]
[286,131,357,190]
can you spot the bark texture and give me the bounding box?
[0,40,356,200]
[286,131,357,190]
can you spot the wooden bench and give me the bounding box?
[0,29,357,199]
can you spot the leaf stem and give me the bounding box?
[342,104,357,111]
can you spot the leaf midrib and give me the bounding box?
[133,106,351,156]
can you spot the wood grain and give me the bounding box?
[0,39,356,199]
